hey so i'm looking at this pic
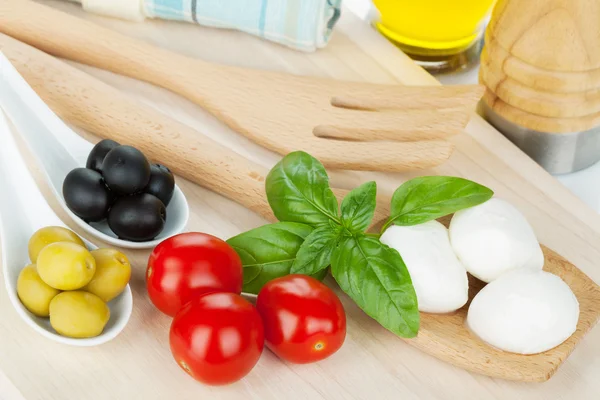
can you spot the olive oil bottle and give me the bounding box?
[373,0,496,72]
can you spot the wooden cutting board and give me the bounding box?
[1,1,600,399]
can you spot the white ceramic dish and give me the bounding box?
[0,109,133,346]
[0,53,189,249]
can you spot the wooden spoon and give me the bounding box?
[0,0,485,173]
[2,34,599,382]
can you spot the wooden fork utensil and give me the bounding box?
[0,0,484,173]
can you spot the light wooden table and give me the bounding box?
[1,1,600,399]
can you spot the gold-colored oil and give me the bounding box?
[373,0,496,70]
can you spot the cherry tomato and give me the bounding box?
[170,292,264,385]
[146,232,243,316]
[256,274,346,364]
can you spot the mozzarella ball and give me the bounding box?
[467,269,579,354]
[449,198,544,283]
[380,221,469,313]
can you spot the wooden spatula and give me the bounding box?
[2,34,599,383]
[0,0,484,172]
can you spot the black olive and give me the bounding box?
[101,145,151,195]
[144,164,175,206]
[86,139,120,173]
[63,168,112,222]
[108,193,166,242]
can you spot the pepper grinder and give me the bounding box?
[480,0,600,174]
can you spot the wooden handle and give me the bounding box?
[0,0,273,117]
[0,34,391,224]
[0,0,213,98]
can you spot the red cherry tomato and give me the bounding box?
[170,292,264,386]
[256,274,346,364]
[146,232,243,316]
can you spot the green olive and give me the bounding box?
[17,264,61,317]
[28,226,85,264]
[49,291,110,338]
[37,242,96,290]
[83,249,131,302]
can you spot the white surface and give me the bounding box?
[82,0,144,22]
[64,0,144,21]
[467,269,580,354]
[344,0,378,20]
[0,370,24,400]
[344,0,600,214]
[0,110,133,347]
[380,221,469,313]
[555,164,600,213]
[0,53,189,249]
[449,198,544,283]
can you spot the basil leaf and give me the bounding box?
[291,225,342,275]
[384,176,493,230]
[227,222,326,294]
[340,181,377,233]
[266,151,340,226]
[331,234,419,338]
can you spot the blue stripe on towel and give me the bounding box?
[191,0,198,22]
[143,0,342,51]
[258,0,268,37]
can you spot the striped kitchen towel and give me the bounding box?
[67,0,343,51]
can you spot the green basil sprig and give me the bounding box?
[226,222,327,294]
[291,224,342,275]
[380,176,493,232]
[340,181,377,233]
[228,150,494,339]
[332,235,419,338]
[266,151,340,226]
